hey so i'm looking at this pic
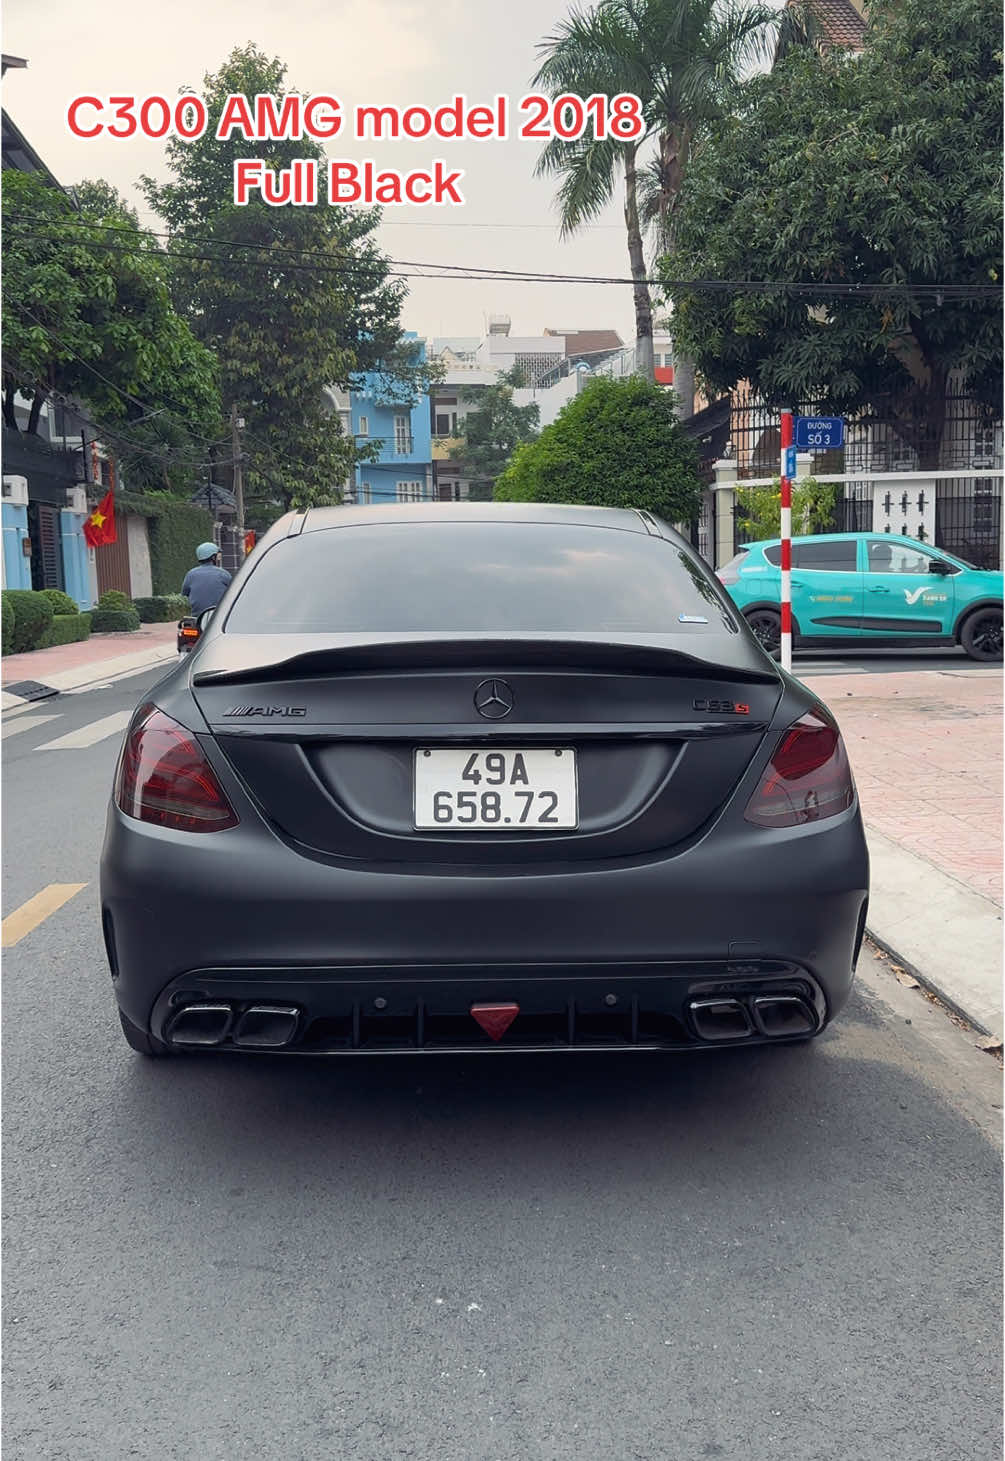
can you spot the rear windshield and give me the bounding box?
[224,522,737,634]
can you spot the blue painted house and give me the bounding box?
[350,334,432,504]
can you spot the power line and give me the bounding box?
[6,213,999,295]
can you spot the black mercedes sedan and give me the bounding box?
[100,503,869,1058]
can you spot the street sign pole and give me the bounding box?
[780,408,793,673]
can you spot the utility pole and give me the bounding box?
[230,403,245,542]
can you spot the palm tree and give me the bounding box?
[534,0,778,397]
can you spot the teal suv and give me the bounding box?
[719,533,1003,661]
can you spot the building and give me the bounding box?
[777,0,867,57]
[1,57,156,606]
[426,321,625,501]
[346,333,433,504]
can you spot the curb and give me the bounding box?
[865,927,994,1038]
[2,645,178,710]
[863,827,1003,1042]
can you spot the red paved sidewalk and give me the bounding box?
[2,623,177,689]
[803,669,1003,907]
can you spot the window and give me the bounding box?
[435,412,457,436]
[396,481,423,502]
[790,540,857,571]
[866,539,935,575]
[765,541,856,570]
[357,416,368,437]
[974,423,997,466]
[225,522,738,635]
[394,414,411,454]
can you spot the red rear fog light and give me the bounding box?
[115,705,238,833]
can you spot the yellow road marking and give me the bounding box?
[2,883,88,947]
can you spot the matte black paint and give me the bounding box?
[99,505,870,1054]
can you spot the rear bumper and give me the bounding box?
[100,800,869,1050]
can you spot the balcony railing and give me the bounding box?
[431,434,464,460]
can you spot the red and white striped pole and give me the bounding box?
[779,407,793,672]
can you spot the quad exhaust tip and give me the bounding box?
[751,995,816,1038]
[688,993,817,1042]
[688,998,752,1042]
[165,1002,301,1049]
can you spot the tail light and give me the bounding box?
[115,705,238,832]
[744,707,854,828]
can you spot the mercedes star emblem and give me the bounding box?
[474,678,514,720]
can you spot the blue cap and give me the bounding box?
[195,542,218,561]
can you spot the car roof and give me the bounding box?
[298,503,653,534]
[742,532,932,551]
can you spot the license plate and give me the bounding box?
[414,748,578,830]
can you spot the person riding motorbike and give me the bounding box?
[181,542,232,616]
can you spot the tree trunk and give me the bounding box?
[623,147,654,380]
[656,125,696,419]
[672,355,696,421]
[26,388,45,436]
[2,380,18,430]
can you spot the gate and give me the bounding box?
[28,503,65,592]
[95,512,132,597]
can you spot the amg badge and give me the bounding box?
[223,706,307,718]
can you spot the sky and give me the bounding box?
[1,0,666,344]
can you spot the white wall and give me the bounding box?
[126,515,153,598]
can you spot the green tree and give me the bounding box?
[533,0,777,385]
[494,375,702,522]
[142,43,437,514]
[661,0,1003,464]
[735,478,839,539]
[72,179,140,228]
[450,368,540,499]
[2,170,222,489]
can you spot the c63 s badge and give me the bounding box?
[693,698,750,714]
[223,706,307,718]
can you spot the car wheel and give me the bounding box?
[118,1008,170,1057]
[744,608,782,659]
[961,607,1003,662]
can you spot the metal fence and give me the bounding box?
[703,391,1003,570]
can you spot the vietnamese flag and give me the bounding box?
[83,489,117,548]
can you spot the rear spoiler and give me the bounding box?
[192,631,780,686]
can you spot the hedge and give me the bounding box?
[134,594,191,623]
[98,589,134,612]
[39,588,80,617]
[38,612,92,649]
[90,608,141,634]
[147,500,215,596]
[1,594,14,655]
[3,589,54,653]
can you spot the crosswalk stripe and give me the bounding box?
[35,710,131,751]
[2,714,62,740]
[2,883,88,947]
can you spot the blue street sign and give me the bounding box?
[783,446,797,479]
[795,415,845,450]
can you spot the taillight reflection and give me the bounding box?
[115,705,238,833]
[744,708,854,828]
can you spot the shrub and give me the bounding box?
[1,594,14,655]
[3,589,54,653]
[98,589,134,613]
[39,588,80,616]
[90,608,141,634]
[494,376,703,523]
[37,612,92,649]
[134,593,192,623]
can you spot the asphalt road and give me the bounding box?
[2,664,1002,1461]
